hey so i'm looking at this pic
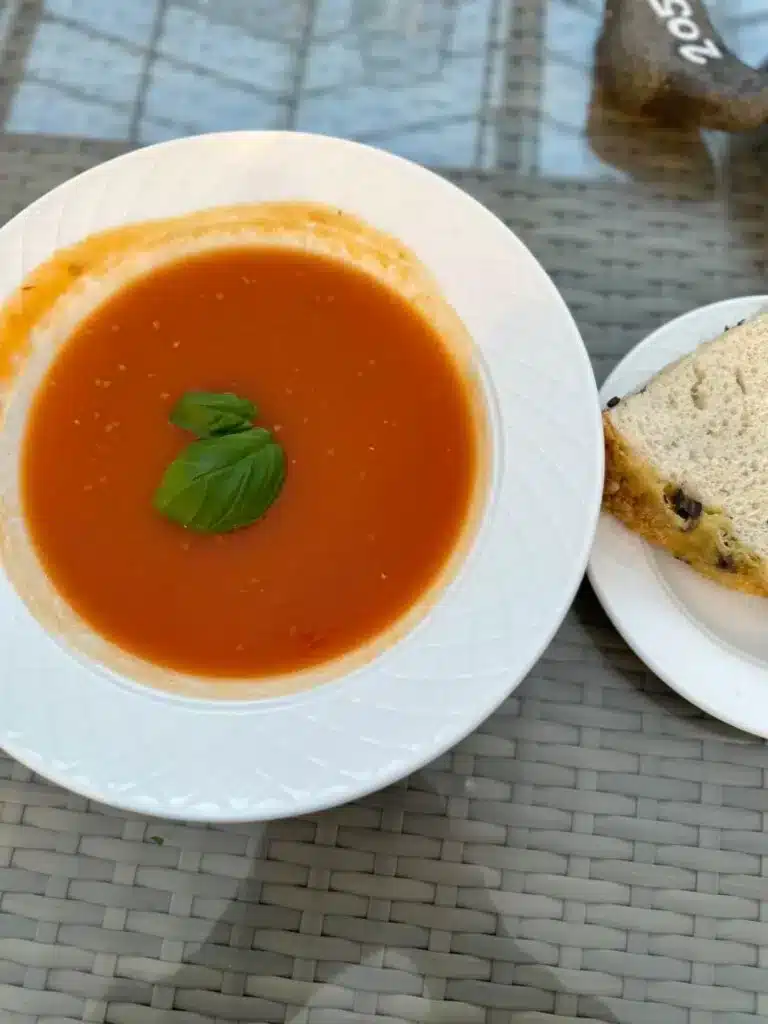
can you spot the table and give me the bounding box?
[2,2,768,1022]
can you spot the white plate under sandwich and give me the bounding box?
[589,295,768,738]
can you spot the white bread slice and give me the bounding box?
[603,313,768,596]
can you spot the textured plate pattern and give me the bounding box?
[4,134,768,1023]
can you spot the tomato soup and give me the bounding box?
[21,246,479,679]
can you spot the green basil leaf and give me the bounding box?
[170,391,256,438]
[153,428,285,533]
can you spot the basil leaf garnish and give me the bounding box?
[154,427,285,533]
[170,390,256,438]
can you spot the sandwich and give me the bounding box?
[602,313,768,596]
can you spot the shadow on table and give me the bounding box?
[86,763,623,1023]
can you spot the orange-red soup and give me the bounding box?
[22,247,478,678]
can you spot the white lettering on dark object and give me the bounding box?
[645,0,723,66]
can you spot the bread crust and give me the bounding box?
[602,412,768,597]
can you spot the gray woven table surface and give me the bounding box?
[4,121,768,1023]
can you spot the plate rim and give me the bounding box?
[0,131,604,820]
[588,294,768,739]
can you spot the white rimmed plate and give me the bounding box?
[589,295,768,738]
[0,132,603,820]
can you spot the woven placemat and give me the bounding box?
[3,132,768,1024]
